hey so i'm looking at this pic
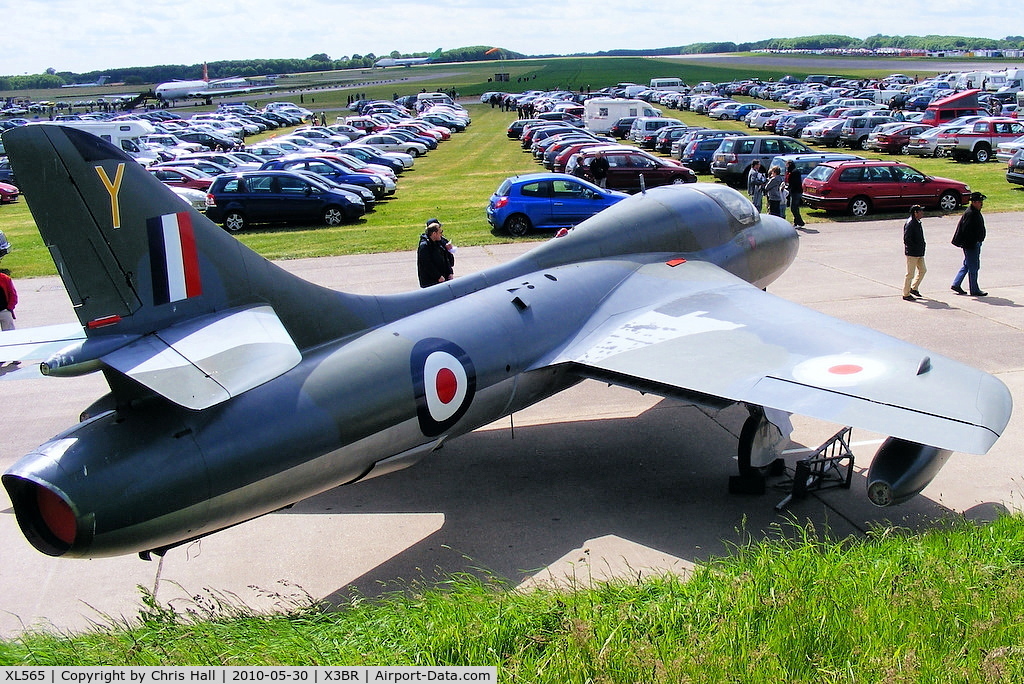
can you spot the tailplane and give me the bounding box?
[2,124,381,407]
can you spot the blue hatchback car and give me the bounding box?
[486,173,628,237]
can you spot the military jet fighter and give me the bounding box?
[0,124,1012,559]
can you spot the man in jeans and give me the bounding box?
[951,192,988,297]
[902,205,927,301]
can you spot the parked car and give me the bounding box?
[710,135,814,186]
[678,136,730,174]
[608,117,638,139]
[260,156,389,198]
[766,152,863,178]
[863,122,931,154]
[360,133,429,157]
[0,180,19,203]
[485,173,628,236]
[995,134,1024,163]
[569,148,696,193]
[838,115,895,150]
[671,129,743,160]
[652,125,690,154]
[148,166,215,191]
[204,170,366,232]
[934,117,1024,162]
[801,159,971,217]
[0,159,17,188]
[747,108,791,130]
[628,117,680,147]
[1006,147,1024,187]
[801,118,846,147]
[905,123,968,157]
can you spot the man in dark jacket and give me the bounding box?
[902,205,927,301]
[417,219,455,288]
[785,161,805,227]
[951,192,987,296]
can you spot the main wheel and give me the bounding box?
[323,207,345,226]
[849,196,871,218]
[938,190,960,212]
[505,214,532,237]
[223,211,246,232]
[737,411,784,475]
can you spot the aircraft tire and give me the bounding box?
[737,409,783,475]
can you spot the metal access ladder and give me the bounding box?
[775,426,855,512]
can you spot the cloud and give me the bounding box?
[1,0,1021,75]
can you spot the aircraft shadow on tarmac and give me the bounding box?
[273,397,986,602]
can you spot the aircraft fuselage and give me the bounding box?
[5,185,799,557]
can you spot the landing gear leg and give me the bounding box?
[729,406,787,495]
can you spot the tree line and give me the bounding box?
[0,47,523,92]
[4,36,1024,92]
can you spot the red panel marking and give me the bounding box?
[666,258,687,267]
[828,364,863,375]
[435,367,458,404]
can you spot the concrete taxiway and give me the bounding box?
[2,210,1023,637]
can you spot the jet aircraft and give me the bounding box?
[374,49,443,68]
[154,64,276,102]
[0,124,1012,559]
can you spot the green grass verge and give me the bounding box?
[3,515,1024,680]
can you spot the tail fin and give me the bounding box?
[2,124,383,405]
[430,48,443,61]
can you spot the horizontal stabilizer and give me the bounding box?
[0,323,86,363]
[102,305,301,410]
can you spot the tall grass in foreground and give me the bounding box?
[4,516,1024,680]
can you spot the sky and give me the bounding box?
[3,0,1023,76]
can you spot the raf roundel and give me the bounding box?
[792,354,887,388]
[411,338,477,437]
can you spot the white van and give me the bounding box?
[583,98,661,133]
[38,120,159,165]
[649,77,688,92]
[416,92,454,106]
[997,69,1024,95]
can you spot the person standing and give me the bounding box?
[764,166,786,218]
[902,205,927,301]
[0,268,17,331]
[590,153,609,189]
[747,160,766,212]
[951,192,988,297]
[785,160,805,228]
[417,219,455,288]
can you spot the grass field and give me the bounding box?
[2,55,1022,278]
[3,515,1024,679]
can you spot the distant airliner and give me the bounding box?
[154,64,276,102]
[374,49,442,68]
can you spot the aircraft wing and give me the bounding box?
[546,258,1010,455]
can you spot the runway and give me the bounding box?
[2,210,1023,637]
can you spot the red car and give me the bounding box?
[863,122,931,154]
[149,166,215,191]
[0,181,19,203]
[569,148,696,193]
[801,159,971,217]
